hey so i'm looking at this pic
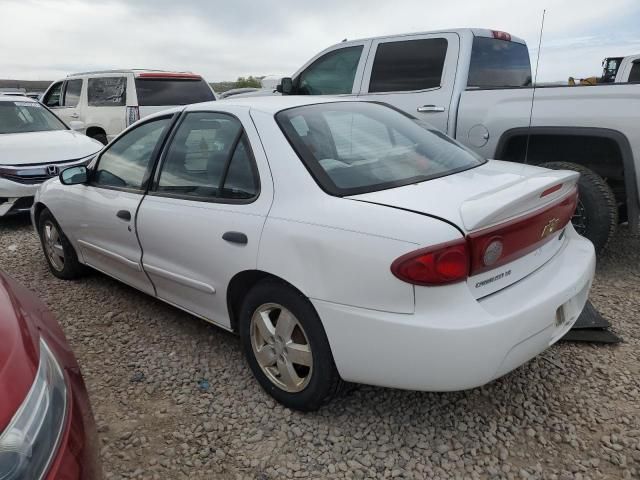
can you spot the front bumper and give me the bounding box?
[0,178,39,216]
[314,226,595,391]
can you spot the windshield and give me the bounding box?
[0,101,67,134]
[134,78,215,106]
[468,37,532,88]
[276,102,485,196]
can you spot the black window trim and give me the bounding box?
[88,113,179,194]
[366,37,450,95]
[274,100,486,197]
[147,109,261,205]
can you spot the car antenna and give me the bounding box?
[524,9,546,165]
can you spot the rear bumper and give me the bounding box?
[0,178,39,216]
[314,227,595,391]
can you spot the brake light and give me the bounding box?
[540,183,563,197]
[126,106,140,127]
[391,239,469,286]
[491,30,512,41]
[468,188,578,275]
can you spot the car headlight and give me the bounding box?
[0,338,68,480]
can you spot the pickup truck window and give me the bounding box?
[277,101,483,196]
[369,38,448,93]
[297,46,363,95]
[467,37,532,88]
[629,62,640,83]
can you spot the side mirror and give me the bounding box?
[277,77,293,95]
[60,166,88,185]
[69,120,84,131]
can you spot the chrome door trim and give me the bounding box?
[143,263,216,294]
[77,239,142,271]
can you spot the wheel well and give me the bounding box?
[226,270,306,333]
[32,202,46,227]
[498,133,627,206]
[85,126,106,138]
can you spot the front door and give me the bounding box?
[136,108,273,327]
[70,115,174,294]
[358,33,460,134]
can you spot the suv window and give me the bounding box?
[369,38,448,93]
[297,46,363,95]
[629,62,640,83]
[43,81,63,108]
[62,79,83,107]
[88,77,127,106]
[94,117,171,190]
[156,112,258,200]
[468,37,532,88]
[134,78,215,106]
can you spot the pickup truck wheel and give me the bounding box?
[239,279,343,411]
[539,161,617,253]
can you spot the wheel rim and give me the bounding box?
[43,221,65,271]
[572,199,588,235]
[250,303,313,393]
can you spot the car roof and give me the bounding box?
[332,27,526,46]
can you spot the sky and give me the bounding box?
[1,0,639,83]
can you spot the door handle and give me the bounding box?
[416,105,445,113]
[222,231,248,245]
[70,113,80,119]
[116,210,131,221]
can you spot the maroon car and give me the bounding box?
[0,270,100,479]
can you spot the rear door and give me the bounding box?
[136,106,273,327]
[358,33,460,134]
[66,115,175,294]
[85,75,128,139]
[133,74,216,119]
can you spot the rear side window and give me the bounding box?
[629,63,640,83]
[468,37,532,88]
[88,77,126,106]
[156,112,258,201]
[62,79,82,107]
[134,78,215,106]
[369,38,448,93]
[297,46,363,95]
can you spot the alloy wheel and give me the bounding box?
[43,221,65,271]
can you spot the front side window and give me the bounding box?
[629,62,640,83]
[296,46,363,95]
[369,38,448,93]
[93,117,171,190]
[43,82,62,108]
[156,112,258,200]
[467,37,532,88]
[88,77,127,106]
[62,79,83,107]
[0,101,67,134]
[277,102,484,196]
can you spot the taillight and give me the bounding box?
[467,188,578,275]
[391,239,469,286]
[491,30,512,41]
[126,106,140,127]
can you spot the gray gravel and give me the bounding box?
[1,214,639,480]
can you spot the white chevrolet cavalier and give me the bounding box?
[32,97,595,410]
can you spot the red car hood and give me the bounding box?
[0,273,41,432]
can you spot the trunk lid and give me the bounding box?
[350,160,579,298]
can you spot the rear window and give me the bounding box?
[467,37,532,88]
[369,38,448,92]
[134,78,215,106]
[0,101,67,134]
[276,102,484,196]
[88,77,126,106]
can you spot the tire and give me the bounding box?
[539,161,617,254]
[91,132,108,145]
[239,279,343,411]
[38,208,86,280]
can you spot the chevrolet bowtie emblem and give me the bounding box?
[541,218,560,239]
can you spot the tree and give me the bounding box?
[235,76,262,88]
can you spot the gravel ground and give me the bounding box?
[1,214,639,480]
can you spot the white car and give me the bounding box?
[32,97,595,411]
[40,70,217,145]
[0,95,102,217]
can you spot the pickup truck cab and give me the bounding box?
[277,28,640,252]
[611,55,640,83]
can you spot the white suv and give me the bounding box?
[41,70,216,144]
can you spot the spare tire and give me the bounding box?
[539,161,617,254]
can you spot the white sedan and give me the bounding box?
[32,97,595,411]
[0,95,102,216]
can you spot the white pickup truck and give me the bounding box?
[273,28,640,252]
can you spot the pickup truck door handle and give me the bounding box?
[69,113,80,119]
[116,210,131,221]
[417,105,445,113]
[222,231,248,245]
